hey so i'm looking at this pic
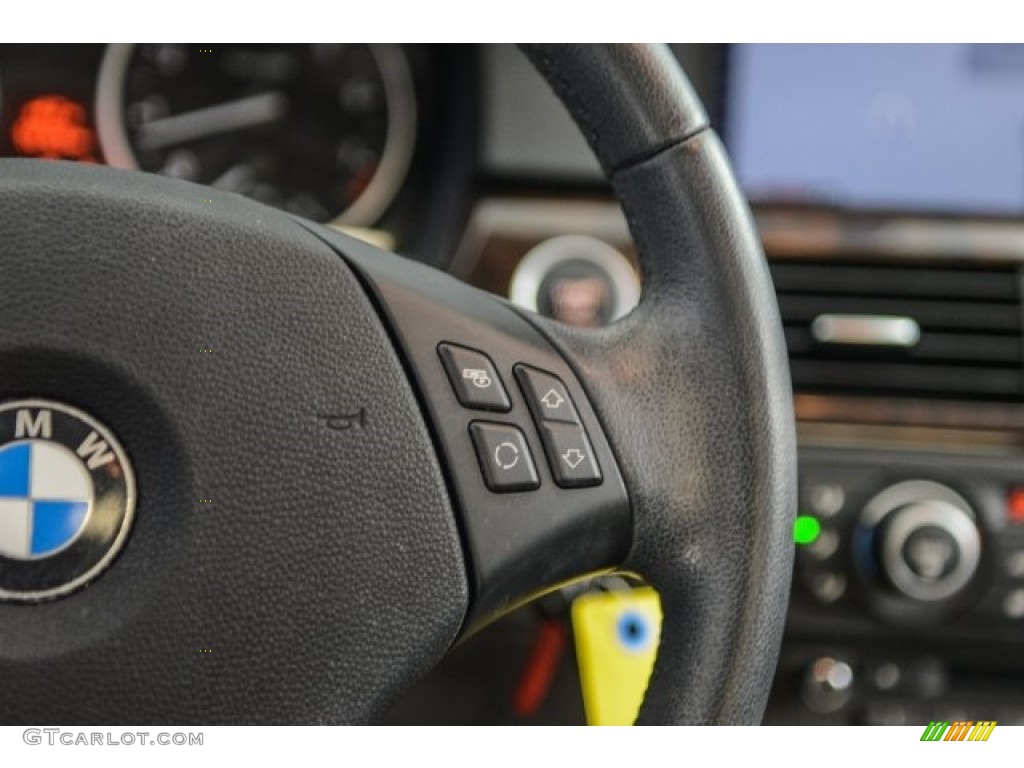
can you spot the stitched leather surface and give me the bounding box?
[0,160,467,724]
[521,45,797,724]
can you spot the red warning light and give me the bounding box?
[11,95,96,162]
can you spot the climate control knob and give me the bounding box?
[858,481,981,602]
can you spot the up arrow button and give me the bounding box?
[515,365,578,424]
[540,389,565,409]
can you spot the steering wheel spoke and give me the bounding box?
[309,225,633,629]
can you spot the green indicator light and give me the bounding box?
[793,515,821,546]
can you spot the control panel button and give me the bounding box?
[538,423,602,488]
[1007,551,1024,578]
[805,527,840,560]
[438,343,511,412]
[870,662,901,692]
[858,482,981,604]
[878,499,980,602]
[468,422,540,493]
[800,657,854,714]
[805,571,847,604]
[515,365,578,424]
[1004,589,1024,619]
[807,482,845,518]
[902,526,959,582]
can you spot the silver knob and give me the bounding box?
[862,481,981,602]
[801,656,854,713]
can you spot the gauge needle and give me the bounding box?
[136,92,288,150]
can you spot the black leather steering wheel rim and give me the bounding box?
[0,44,795,725]
[520,44,797,724]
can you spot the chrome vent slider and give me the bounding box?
[811,314,921,348]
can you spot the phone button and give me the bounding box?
[438,343,511,412]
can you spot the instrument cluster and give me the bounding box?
[0,44,427,228]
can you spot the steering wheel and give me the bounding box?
[0,44,795,724]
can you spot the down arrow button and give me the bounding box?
[539,423,602,488]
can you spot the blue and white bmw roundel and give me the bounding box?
[0,440,94,559]
[0,400,135,601]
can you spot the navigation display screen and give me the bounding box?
[726,44,1024,214]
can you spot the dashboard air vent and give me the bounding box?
[770,260,1024,402]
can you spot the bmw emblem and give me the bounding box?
[0,399,135,601]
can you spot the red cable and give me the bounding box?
[513,620,567,718]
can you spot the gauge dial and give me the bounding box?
[96,44,416,226]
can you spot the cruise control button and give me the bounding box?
[469,422,540,493]
[515,365,578,424]
[438,343,511,412]
[539,423,602,488]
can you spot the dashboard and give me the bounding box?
[5,43,1024,726]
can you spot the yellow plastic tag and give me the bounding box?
[571,586,662,726]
